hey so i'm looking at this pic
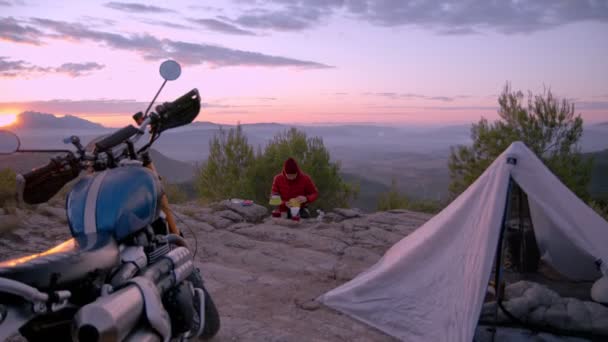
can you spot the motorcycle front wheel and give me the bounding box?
[188,268,220,340]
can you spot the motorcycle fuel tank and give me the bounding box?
[67,166,162,240]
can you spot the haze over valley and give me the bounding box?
[3,112,608,211]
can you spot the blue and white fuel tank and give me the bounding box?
[66,166,162,240]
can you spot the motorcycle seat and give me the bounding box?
[0,233,119,290]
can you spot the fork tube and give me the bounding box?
[145,161,180,235]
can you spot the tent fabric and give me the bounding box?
[319,142,608,342]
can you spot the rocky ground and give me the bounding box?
[0,202,432,341]
[1,202,604,342]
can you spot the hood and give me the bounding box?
[282,158,302,178]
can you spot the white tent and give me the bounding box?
[319,141,608,342]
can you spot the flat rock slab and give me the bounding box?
[0,205,437,341]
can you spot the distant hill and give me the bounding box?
[9,112,105,130]
[148,149,195,183]
[342,172,390,212]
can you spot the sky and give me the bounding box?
[0,0,607,127]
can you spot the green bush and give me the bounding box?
[589,200,608,221]
[0,168,16,209]
[449,83,591,201]
[163,180,188,204]
[245,128,357,210]
[196,124,254,202]
[195,125,357,211]
[377,178,442,214]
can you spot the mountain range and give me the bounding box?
[7,111,105,130]
[2,112,607,210]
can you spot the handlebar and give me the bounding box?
[17,88,200,205]
[20,153,80,204]
[94,125,141,152]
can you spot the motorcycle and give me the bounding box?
[0,60,220,341]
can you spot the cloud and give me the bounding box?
[225,1,340,32]
[346,0,608,34]
[165,40,332,68]
[104,2,175,14]
[0,57,104,78]
[189,18,257,36]
[80,16,118,27]
[138,18,193,30]
[0,0,25,6]
[188,5,224,12]
[55,62,105,77]
[237,0,608,34]
[0,17,44,44]
[29,18,332,69]
[0,56,49,77]
[365,92,456,102]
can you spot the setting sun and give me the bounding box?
[0,114,17,127]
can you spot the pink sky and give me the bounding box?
[1,1,607,127]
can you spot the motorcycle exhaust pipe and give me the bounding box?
[72,285,144,342]
[73,247,194,341]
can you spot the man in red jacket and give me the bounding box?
[271,157,319,218]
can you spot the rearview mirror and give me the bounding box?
[159,60,181,81]
[0,130,20,154]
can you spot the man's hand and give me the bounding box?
[296,195,307,204]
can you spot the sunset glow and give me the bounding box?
[0,1,606,127]
[0,113,17,127]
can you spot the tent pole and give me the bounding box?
[492,176,515,336]
[518,185,525,273]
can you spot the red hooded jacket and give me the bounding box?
[271,159,319,211]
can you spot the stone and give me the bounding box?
[592,317,608,335]
[322,213,343,222]
[201,215,233,229]
[565,298,592,331]
[334,208,362,219]
[503,297,531,318]
[218,200,268,223]
[195,222,216,232]
[216,210,243,222]
[528,306,547,323]
[505,281,532,300]
[544,303,569,328]
[227,222,254,231]
[295,298,321,311]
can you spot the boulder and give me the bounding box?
[322,212,343,223]
[566,298,592,331]
[37,204,68,223]
[544,302,569,328]
[333,208,362,219]
[202,215,233,229]
[528,306,547,323]
[195,221,216,233]
[503,297,531,318]
[505,281,533,300]
[218,200,268,223]
[216,210,243,222]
